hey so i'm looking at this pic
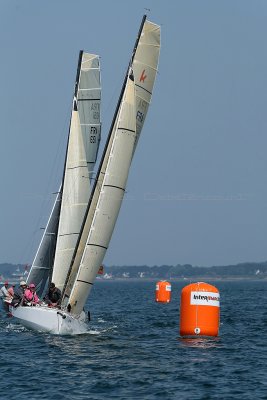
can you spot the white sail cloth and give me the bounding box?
[11,18,160,335]
[68,75,136,315]
[52,53,101,291]
[66,19,161,315]
[133,20,161,151]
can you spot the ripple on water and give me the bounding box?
[0,280,267,400]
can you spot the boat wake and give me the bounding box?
[4,322,28,333]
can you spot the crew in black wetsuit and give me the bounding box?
[44,282,61,307]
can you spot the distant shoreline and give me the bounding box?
[1,262,267,284]
[96,276,267,282]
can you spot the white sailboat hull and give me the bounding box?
[11,305,88,335]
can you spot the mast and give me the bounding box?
[66,71,136,314]
[62,16,160,316]
[26,53,85,295]
[61,16,147,301]
[51,52,101,291]
[60,50,84,195]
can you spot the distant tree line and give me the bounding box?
[104,262,267,279]
[1,261,267,281]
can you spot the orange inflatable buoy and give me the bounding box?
[180,282,220,337]
[155,281,171,303]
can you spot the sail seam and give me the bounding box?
[135,83,152,95]
[135,60,159,71]
[79,88,100,91]
[76,279,93,286]
[78,98,100,101]
[81,68,99,71]
[66,165,88,170]
[117,128,135,133]
[80,123,101,126]
[104,184,125,191]
[58,233,80,237]
[86,243,108,250]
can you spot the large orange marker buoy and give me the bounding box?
[155,281,171,303]
[180,282,220,337]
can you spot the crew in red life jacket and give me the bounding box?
[23,283,40,306]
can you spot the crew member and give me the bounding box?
[0,281,12,312]
[23,283,40,306]
[8,284,16,297]
[0,281,10,300]
[44,282,61,307]
[11,281,27,307]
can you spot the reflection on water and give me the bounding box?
[178,336,221,349]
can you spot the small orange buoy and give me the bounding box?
[155,281,171,303]
[180,282,220,337]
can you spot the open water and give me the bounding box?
[0,280,267,399]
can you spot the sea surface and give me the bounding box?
[0,279,267,399]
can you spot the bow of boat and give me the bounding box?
[11,305,88,335]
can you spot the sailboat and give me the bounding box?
[11,15,161,334]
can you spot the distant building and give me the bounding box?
[103,273,113,280]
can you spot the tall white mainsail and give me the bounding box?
[63,16,160,315]
[67,74,135,315]
[51,52,101,291]
[11,17,160,336]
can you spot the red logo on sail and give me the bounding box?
[140,69,147,83]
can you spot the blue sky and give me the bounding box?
[1,0,267,267]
